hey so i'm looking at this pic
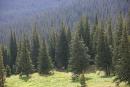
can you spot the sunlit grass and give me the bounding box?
[5,71,128,87]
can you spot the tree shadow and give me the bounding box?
[39,71,54,77]
[19,75,31,82]
[85,77,93,81]
[101,75,114,78]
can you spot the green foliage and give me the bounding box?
[112,14,123,74]
[96,23,112,76]
[38,38,53,74]
[48,31,57,67]
[69,32,89,74]
[55,22,69,69]
[107,19,113,48]
[115,23,130,84]
[31,26,40,70]
[9,31,17,73]
[91,15,99,61]
[6,65,11,77]
[2,46,10,67]
[80,74,86,87]
[0,47,5,87]
[71,73,79,82]
[17,37,32,77]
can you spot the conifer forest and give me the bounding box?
[0,0,130,87]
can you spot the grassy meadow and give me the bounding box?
[5,71,129,87]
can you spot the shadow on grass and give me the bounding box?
[19,75,31,82]
[71,77,93,83]
[101,75,114,79]
[85,77,93,81]
[39,71,54,77]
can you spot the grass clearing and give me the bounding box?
[5,71,128,87]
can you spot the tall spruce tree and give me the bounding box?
[115,23,130,84]
[31,26,40,70]
[96,23,112,76]
[38,38,52,74]
[69,32,89,74]
[48,31,57,66]
[127,11,130,35]
[107,20,113,48]
[9,31,17,73]
[2,46,9,67]
[91,15,99,61]
[66,28,71,67]
[55,22,69,69]
[104,35,112,76]
[0,48,5,87]
[112,14,123,73]
[78,16,91,51]
[18,37,32,77]
[16,40,22,74]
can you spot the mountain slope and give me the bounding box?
[0,0,130,43]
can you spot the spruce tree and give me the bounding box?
[91,15,99,61]
[78,16,91,50]
[107,20,113,48]
[69,32,89,74]
[18,37,32,77]
[2,46,9,67]
[16,40,22,74]
[0,48,5,87]
[38,38,52,74]
[96,23,112,76]
[9,31,17,73]
[31,26,40,70]
[55,22,69,69]
[104,35,112,76]
[115,23,130,84]
[112,14,123,73]
[48,31,57,67]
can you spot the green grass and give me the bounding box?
[5,71,128,87]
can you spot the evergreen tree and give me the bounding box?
[66,27,71,44]
[96,23,112,76]
[9,31,17,73]
[16,40,22,74]
[18,37,32,77]
[112,14,123,73]
[127,11,130,35]
[107,19,113,48]
[66,28,72,68]
[55,22,69,69]
[48,31,57,67]
[38,38,52,74]
[91,15,99,61]
[104,35,112,76]
[31,26,40,70]
[69,32,89,74]
[5,65,11,77]
[2,46,9,67]
[115,23,130,84]
[82,16,90,47]
[78,16,91,48]
[0,48,5,87]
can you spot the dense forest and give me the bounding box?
[0,0,130,87]
[0,11,130,87]
[0,0,130,43]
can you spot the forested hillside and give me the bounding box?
[0,0,130,43]
[0,0,130,87]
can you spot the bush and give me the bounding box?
[6,65,11,77]
[71,73,79,82]
[80,74,86,87]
